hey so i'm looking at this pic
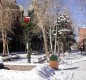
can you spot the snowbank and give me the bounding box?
[0,64,73,80]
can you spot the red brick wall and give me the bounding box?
[78,28,86,46]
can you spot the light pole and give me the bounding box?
[23,16,31,63]
[21,5,33,63]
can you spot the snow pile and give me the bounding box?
[34,64,73,80]
[0,64,73,80]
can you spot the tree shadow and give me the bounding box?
[0,63,10,70]
[63,67,79,70]
[56,67,79,71]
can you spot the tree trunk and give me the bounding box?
[57,41,60,56]
[62,42,65,56]
[41,23,49,58]
[49,27,53,54]
[2,30,9,56]
[54,27,57,55]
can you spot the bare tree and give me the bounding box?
[0,0,19,55]
[32,0,62,58]
[44,0,62,56]
[32,0,50,58]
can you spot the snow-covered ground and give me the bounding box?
[0,64,74,80]
[0,51,86,80]
[1,53,46,63]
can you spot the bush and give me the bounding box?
[50,54,58,61]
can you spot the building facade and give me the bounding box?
[78,28,86,50]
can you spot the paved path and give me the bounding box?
[4,64,36,71]
[59,51,86,80]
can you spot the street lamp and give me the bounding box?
[22,5,33,63]
[23,16,31,63]
[24,16,30,23]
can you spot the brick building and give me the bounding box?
[78,28,86,50]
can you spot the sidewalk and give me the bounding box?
[58,51,86,80]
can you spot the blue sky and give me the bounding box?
[16,0,86,27]
[16,0,32,10]
[62,0,86,27]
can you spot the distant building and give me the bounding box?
[78,27,86,50]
